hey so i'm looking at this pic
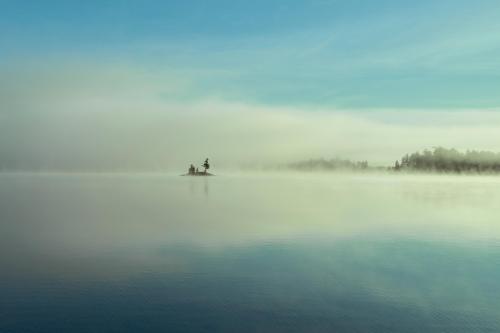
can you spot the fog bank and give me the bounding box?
[2,64,500,171]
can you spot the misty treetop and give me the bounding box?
[288,158,369,171]
[394,147,500,173]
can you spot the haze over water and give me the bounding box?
[3,2,500,331]
[2,172,500,332]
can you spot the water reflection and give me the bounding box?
[188,177,210,198]
[204,178,209,197]
[0,173,499,332]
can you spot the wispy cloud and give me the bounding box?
[2,64,500,170]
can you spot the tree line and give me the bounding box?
[288,158,369,171]
[394,147,500,173]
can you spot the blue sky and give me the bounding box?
[2,0,500,109]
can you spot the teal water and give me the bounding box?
[1,173,499,332]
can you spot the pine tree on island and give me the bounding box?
[203,158,210,174]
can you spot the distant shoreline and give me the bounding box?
[3,147,500,176]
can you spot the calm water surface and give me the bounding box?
[1,173,500,332]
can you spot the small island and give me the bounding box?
[182,158,215,176]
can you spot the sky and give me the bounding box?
[1,0,500,170]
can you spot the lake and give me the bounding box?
[1,172,500,332]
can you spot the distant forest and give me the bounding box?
[287,158,369,171]
[287,147,500,174]
[394,147,500,173]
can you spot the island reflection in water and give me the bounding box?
[1,173,499,332]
